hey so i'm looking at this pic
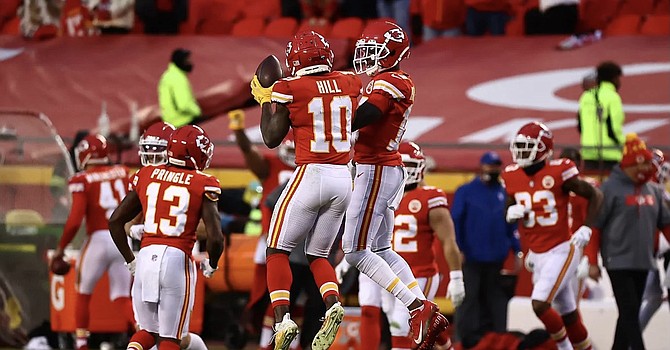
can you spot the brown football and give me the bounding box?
[51,255,71,275]
[255,55,284,88]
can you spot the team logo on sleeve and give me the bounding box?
[408,199,422,213]
[542,175,555,189]
[365,80,374,94]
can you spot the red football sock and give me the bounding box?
[309,258,339,301]
[75,293,92,330]
[538,308,568,344]
[127,330,155,350]
[158,340,180,350]
[359,306,381,350]
[565,314,591,350]
[112,297,136,330]
[266,253,292,309]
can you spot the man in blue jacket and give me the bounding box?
[452,151,522,346]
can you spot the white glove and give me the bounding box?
[570,226,592,249]
[576,256,589,280]
[335,259,352,284]
[128,224,145,240]
[506,204,526,223]
[125,259,136,276]
[446,271,465,308]
[200,258,218,278]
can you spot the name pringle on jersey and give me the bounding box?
[150,168,193,185]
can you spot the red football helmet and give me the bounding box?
[74,134,109,171]
[139,122,175,166]
[285,30,334,76]
[167,125,214,171]
[652,148,669,184]
[353,21,410,76]
[399,141,426,186]
[510,122,554,167]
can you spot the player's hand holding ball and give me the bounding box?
[50,249,71,275]
[447,270,465,307]
[250,76,273,105]
[201,258,218,278]
[570,226,592,248]
[506,204,526,223]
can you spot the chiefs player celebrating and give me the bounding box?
[109,125,224,350]
[124,122,209,350]
[341,21,446,349]
[250,31,361,350]
[51,134,135,350]
[349,142,463,350]
[502,122,602,350]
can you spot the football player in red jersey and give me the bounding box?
[341,20,446,349]
[123,122,209,350]
[108,125,224,350]
[249,30,362,350]
[344,142,463,350]
[50,134,135,350]
[502,122,602,350]
[227,109,297,348]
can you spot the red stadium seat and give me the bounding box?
[231,18,265,37]
[579,0,621,30]
[640,14,670,35]
[296,19,332,37]
[0,0,20,21]
[505,15,525,36]
[0,16,19,35]
[197,0,243,35]
[331,17,364,39]
[263,17,298,38]
[618,0,655,15]
[604,14,642,35]
[241,0,280,19]
[653,0,670,14]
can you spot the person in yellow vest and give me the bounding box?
[578,61,625,172]
[158,48,202,127]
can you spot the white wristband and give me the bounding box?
[450,270,463,280]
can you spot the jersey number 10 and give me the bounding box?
[308,96,352,153]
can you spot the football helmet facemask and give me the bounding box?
[139,122,175,166]
[399,141,426,187]
[353,21,410,76]
[510,122,554,168]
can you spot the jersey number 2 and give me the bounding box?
[393,214,418,253]
[308,96,352,153]
[144,182,191,236]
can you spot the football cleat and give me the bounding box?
[272,313,299,350]
[418,313,450,350]
[312,302,345,350]
[409,300,439,345]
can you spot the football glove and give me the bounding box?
[128,224,144,240]
[201,258,218,278]
[576,256,590,280]
[228,109,246,131]
[125,259,136,276]
[570,226,592,249]
[335,259,352,284]
[506,204,526,223]
[446,271,465,307]
[250,75,273,105]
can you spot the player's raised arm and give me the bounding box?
[228,109,271,180]
[109,191,143,265]
[259,103,291,148]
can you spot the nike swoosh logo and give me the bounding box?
[356,172,364,178]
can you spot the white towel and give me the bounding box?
[139,245,168,303]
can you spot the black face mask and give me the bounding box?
[482,171,501,184]
[178,62,194,73]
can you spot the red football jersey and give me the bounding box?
[568,176,599,234]
[271,71,362,166]
[260,154,295,233]
[58,165,130,250]
[354,70,415,166]
[131,165,221,255]
[392,186,449,278]
[501,159,579,253]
